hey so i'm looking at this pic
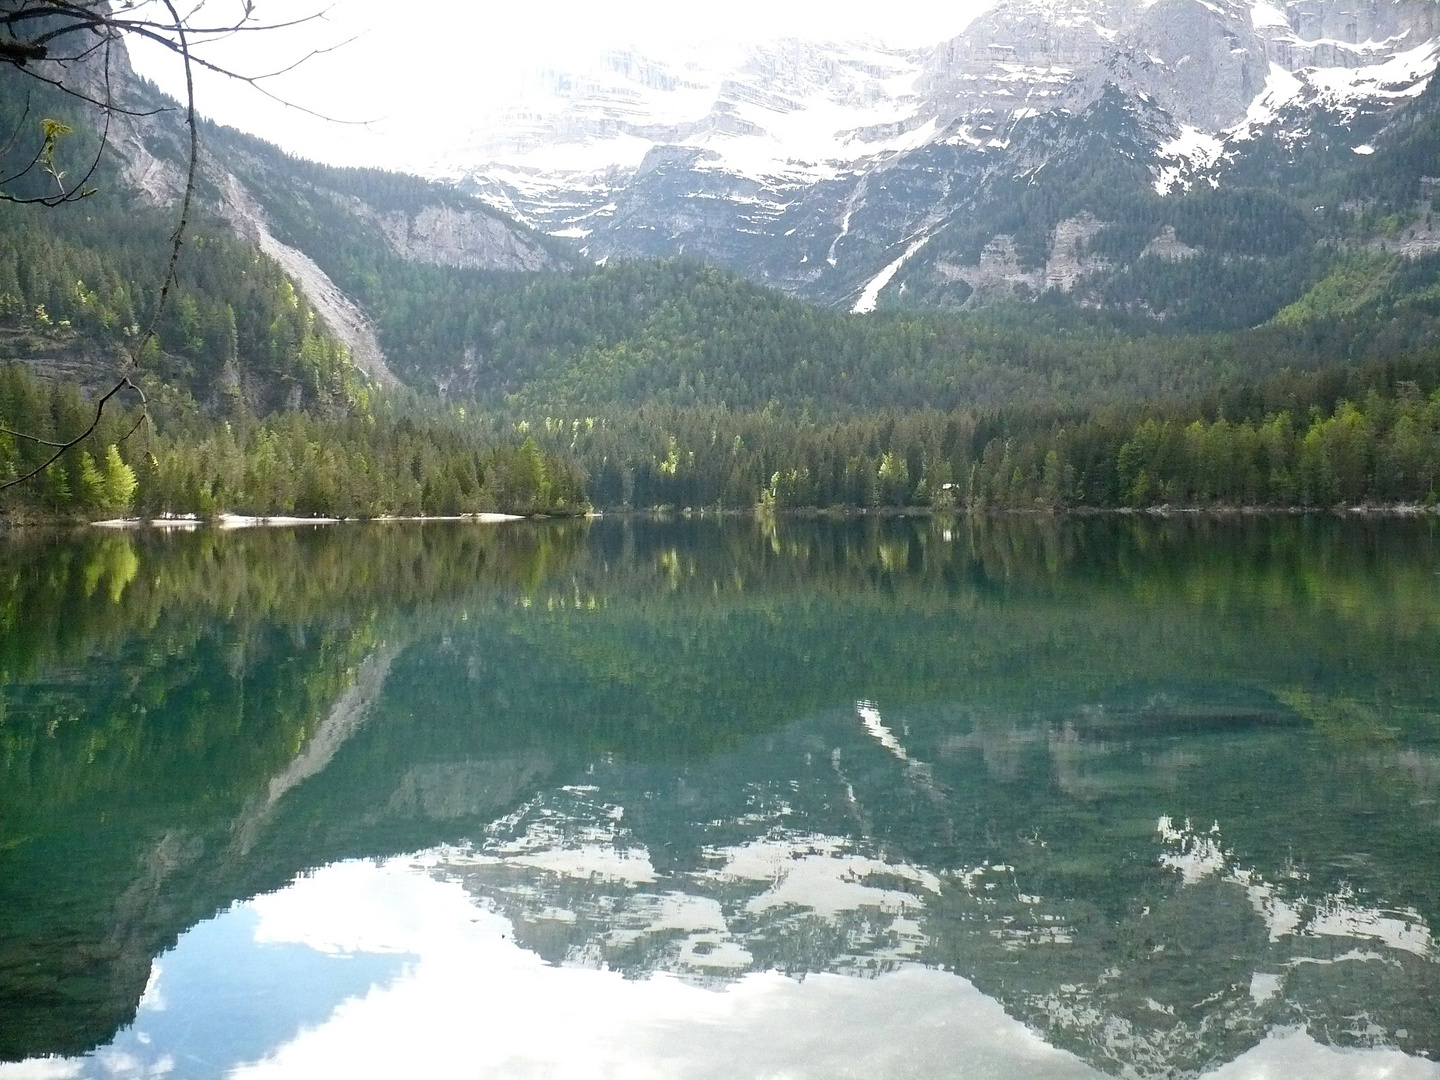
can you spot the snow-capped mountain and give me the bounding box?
[437,0,1440,318]
[433,41,932,186]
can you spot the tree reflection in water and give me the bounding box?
[1,515,1437,1076]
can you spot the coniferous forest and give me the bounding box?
[1,42,1439,519]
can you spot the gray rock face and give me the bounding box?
[1124,0,1271,129]
[443,0,1439,313]
[218,176,401,389]
[930,213,1110,298]
[1279,0,1439,48]
[356,202,556,272]
[1141,225,1201,260]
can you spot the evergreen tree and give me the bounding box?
[101,445,137,514]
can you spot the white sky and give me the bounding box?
[127,0,996,171]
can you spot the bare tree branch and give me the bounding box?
[2,60,168,118]
[0,0,362,500]
[0,426,71,447]
[0,34,114,205]
[0,377,146,493]
[0,0,270,496]
[117,20,372,124]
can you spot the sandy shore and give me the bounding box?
[90,513,525,529]
[366,514,524,524]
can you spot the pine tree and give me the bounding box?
[101,445,137,514]
[41,462,70,512]
[77,452,105,510]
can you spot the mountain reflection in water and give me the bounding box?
[1,516,1437,1079]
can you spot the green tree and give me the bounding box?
[101,445,137,514]
[41,461,70,512]
[76,451,105,510]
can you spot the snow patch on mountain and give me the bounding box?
[1227,62,1306,140]
[1304,39,1439,114]
[432,40,930,187]
[1154,125,1225,192]
[1211,37,1435,181]
[853,231,936,313]
[1249,1,1290,31]
[426,0,1440,306]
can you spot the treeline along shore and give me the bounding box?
[7,353,1440,521]
[523,356,1440,513]
[0,364,587,521]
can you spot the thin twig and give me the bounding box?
[121,23,373,124]
[3,64,169,117]
[0,93,34,158]
[130,0,199,375]
[118,410,148,445]
[0,427,70,448]
[0,377,145,492]
[0,40,114,205]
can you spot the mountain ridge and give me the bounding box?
[3,3,1438,425]
[437,0,1440,320]
[19,35,569,399]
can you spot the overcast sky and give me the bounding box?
[128,0,996,171]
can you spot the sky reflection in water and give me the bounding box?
[10,844,1436,1080]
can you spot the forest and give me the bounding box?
[8,349,1439,517]
[2,44,1439,519]
[0,364,587,518]
[521,358,1440,511]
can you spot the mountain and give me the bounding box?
[439,0,1440,324]
[3,2,1439,439]
[0,37,566,412]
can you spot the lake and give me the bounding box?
[1,515,1437,1079]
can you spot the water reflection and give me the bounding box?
[18,858,1104,1080]
[20,907,414,1080]
[1,517,1438,1077]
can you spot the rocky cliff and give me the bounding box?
[439,0,1440,323]
[46,37,564,391]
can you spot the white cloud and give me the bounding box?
[126,0,995,168]
[233,858,1104,1080]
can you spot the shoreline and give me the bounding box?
[598,503,1440,520]
[88,512,528,530]
[1,504,1436,530]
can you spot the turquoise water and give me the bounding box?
[1,516,1437,1078]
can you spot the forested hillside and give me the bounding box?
[0,51,584,518]
[0,196,359,412]
[290,253,1438,416]
[1,18,1438,519]
[516,356,1440,511]
[0,66,361,414]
